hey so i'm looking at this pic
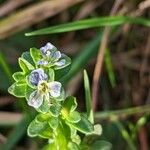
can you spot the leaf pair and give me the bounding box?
[62,96,94,134]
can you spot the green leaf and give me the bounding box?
[25,16,150,36]
[48,68,55,82]
[49,102,61,117]
[8,82,27,98]
[42,144,56,150]
[55,64,71,80]
[25,85,35,100]
[27,119,48,137]
[91,140,112,150]
[12,72,26,82]
[36,113,50,122]
[30,47,42,65]
[63,96,77,113]
[67,115,94,134]
[48,117,59,130]
[83,70,94,124]
[67,142,79,150]
[38,126,53,139]
[37,99,50,113]
[21,51,35,67]
[60,119,71,139]
[18,58,34,74]
[67,111,81,123]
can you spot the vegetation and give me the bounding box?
[0,0,149,150]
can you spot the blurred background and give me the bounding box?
[0,0,149,150]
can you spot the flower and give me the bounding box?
[40,42,57,56]
[27,68,62,108]
[38,42,66,67]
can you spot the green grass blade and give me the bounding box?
[83,70,94,124]
[61,33,102,84]
[115,121,136,150]
[0,111,36,150]
[0,115,32,150]
[0,51,13,82]
[25,16,150,36]
[104,48,116,87]
[95,104,150,120]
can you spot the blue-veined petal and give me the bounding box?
[52,51,61,61]
[54,59,66,67]
[45,42,55,50]
[48,81,61,97]
[28,68,48,86]
[27,90,43,108]
[40,42,56,55]
[37,60,48,66]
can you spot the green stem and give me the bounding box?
[115,121,136,150]
[95,105,150,120]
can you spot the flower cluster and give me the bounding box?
[8,42,71,113]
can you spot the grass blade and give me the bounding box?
[83,70,94,124]
[115,121,136,150]
[0,52,13,82]
[104,48,116,87]
[61,33,102,84]
[95,104,150,120]
[0,115,33,150]
[25,16,150,36]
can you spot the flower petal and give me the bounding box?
[48,81,61,97]
[40,43,56,55]
[45,42,55,50]
[37,60,48,66]
[27,90,43,108]
[54,59,66,67]
[52,51,61,61]
[28,68,48,86]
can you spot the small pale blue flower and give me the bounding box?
[28,68,48,86]
[27,80,62,109]
[39,43,67,68]
[40,42,57,56]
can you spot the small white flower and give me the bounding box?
[27,80,62,109]
[39,43,66,68]
[40,42,56,55]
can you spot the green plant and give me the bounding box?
[8,43,111,150]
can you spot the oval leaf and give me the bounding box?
[67,115,94,134]
[67,111,81,123]
[12,72,26,82]
[27,119,48,137]
[19,58,34,74]
[30,47,42,65]
[8,82,27,98]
